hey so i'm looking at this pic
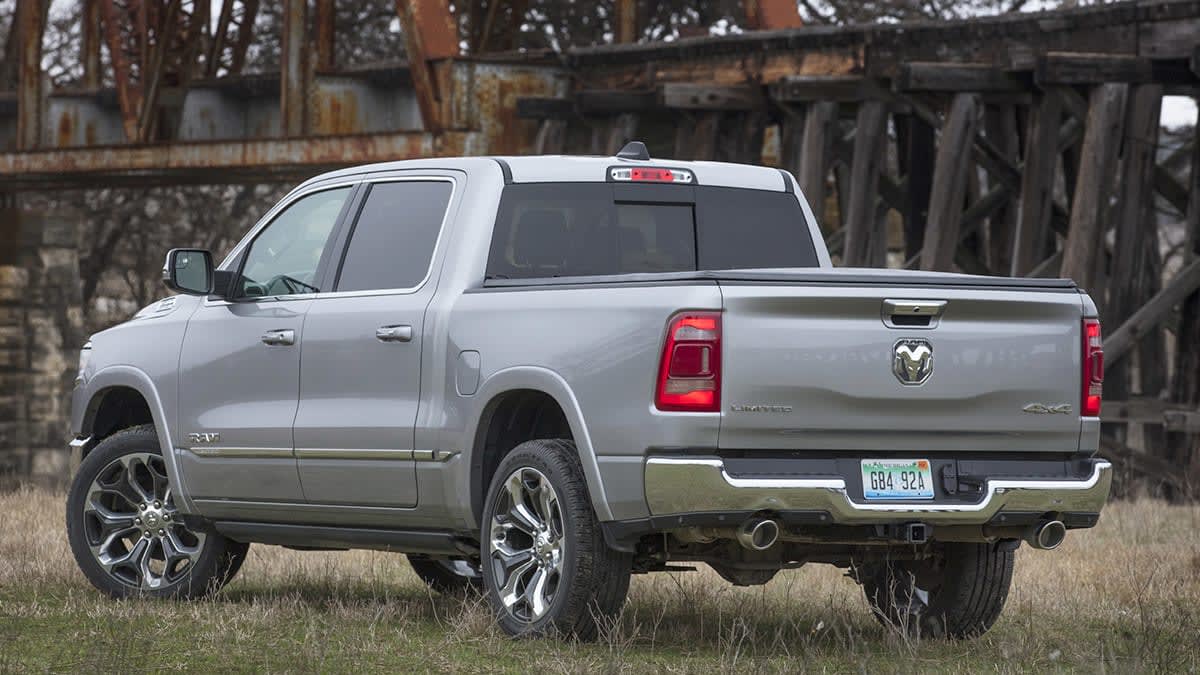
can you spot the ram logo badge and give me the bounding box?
[893,338,933,386]
[187,432,221,444]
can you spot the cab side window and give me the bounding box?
[334,181,453,292]
[237,187,351,298]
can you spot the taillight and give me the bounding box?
[1082,318,1103,417]
[609,167,696,184]
[656,312,721,412]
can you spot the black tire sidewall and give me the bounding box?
[66,425,246,600]
[480,439,593,638]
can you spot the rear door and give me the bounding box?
[293,176,456,508]
[718,279,1085,454]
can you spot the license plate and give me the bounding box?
[861,459,935,500]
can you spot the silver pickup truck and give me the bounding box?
[66,143,1110,640]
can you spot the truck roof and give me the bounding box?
[295,148,791,194]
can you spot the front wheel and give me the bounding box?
[481,439,631,640]
[66,425,249,599]
[859,542,1014,639]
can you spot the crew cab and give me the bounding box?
[66,143,1110,639]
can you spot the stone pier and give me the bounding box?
[0,204,83,486]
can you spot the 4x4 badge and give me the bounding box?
[893,338,933,386]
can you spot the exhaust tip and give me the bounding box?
[1029,520,1067,550]
[736,518,780,551]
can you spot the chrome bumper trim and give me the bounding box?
[645,457,1112,525]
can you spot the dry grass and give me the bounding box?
[1,489,1198,673]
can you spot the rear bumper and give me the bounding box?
[644,456,1112,526]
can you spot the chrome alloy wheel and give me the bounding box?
[488,467,565,623]
[81,452,206,590]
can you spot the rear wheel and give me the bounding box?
[408,556,482,595]
[859,542,1014,639]
[481,439,631,640]
[66,425,249,599]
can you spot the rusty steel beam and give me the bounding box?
[82,0,102,89]
[315,0,335,71]
[0,132,475,188]
[281,0,309,136]
[16,0,45,151]
[396,0,458,133]
[614,0,637,43]
[744,0,803,30]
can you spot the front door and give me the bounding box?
[177,185,354,504]
[294,178,454,508]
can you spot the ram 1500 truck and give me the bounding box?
[66,142,1110,639]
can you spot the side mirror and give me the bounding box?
[162,249,214,296]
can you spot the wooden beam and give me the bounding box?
[744,0,804,30]
[1011,90,1062,276]
[796,101,838,233]
[516,97,574,120]
[920,94,980,272]
[984,104,1019,274]
[770,77,875,103]
[614,0,637,44]
[1061,84,1128,290]
[896,63,1026,92]
[901,114,935,261]
[659,83,763,111]
[576,89,657,115]
[15,0,43,150]
[1037,52,1200,85]
[841,101,888,267]
[533,119,567,154]
[1106,257,1200,366]
[82,0,101,89]
[1155,164,1192,215]
[1099,437,1189,494]
[315,0,335,71]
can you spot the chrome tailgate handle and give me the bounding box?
[882,299,947,329]
[260,329,296,346]
[376,325,413,343]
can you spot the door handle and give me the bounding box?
[261,329,296,346]
[376,325,413,343]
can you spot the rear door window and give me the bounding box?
[335,180,453,292]
[486,183,817,280]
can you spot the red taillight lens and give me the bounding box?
[632,168,674,182]
[1082,318,1103,417]
[656,312,721,412]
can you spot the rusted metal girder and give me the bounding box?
[82,0,102,89]
[0,132,477,188]
[281,0,310,136]
[396,0,459,133]
[316,0,336,72]
[614,0,637,43]
[16,0,45,150]
[744,0,803,30]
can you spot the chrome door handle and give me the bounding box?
[261,329,296,346]
[376,325,413,343]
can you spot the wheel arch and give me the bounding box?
[75,366,194,513]
[468,367,613,525]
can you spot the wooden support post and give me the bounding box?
[690,113,720,162]
[920,94,980,272]
[901,114,935,262]
[1108,85,1164,403]
[1168,107,1200,500]
[983,104,1018,275]
[1012,90,1062,276]
[1105,257,1200,367]
[281,0,310,136]
[614,0,637,44]
[315,0,335,72]
[842,101,888,267]
[605,114,638,155]
[82,0,101,89]
[797,101,838,233]
[15,0,44,150]
[534,120,567,155]
[1061,84,1128,290]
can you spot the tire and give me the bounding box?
[860,542,1014,639]
[408,555,483,595]
[480,439,631,640]
[66,425,250,600]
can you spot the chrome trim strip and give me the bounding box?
[184,447,295,459]
[644,457,1112,524]
[296,448,414,460]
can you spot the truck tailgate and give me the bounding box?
[717,273,1085,454]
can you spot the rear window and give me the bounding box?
[486,183,818,280]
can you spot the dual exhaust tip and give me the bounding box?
[734,516,1066,551]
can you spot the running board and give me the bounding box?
[213,521,479,556]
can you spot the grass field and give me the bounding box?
[1,489,1198,673]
